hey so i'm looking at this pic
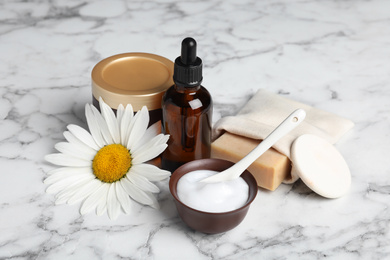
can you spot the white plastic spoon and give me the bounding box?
[201,108,306,183]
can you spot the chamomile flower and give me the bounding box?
[44,97,170,220]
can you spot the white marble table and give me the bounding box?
[1,0,389,259]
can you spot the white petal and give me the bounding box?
[97,203,107,216]
[131,144,167,165]
[121,177,156,206]
[116,182,132,214]
[46,167,65,175]
[45,165,86,177]
[46,173,94,194]
[45,153,92,167]
[54,172,94,200]
[126,106,149,150]
[67,124,99,151]
[145,191,159,209]
[80,183,108,215]
[91,104,113,145]
[116,104,125,127]
[127,172,160,193]
[55,142,96,161]
[130,164,171,181]
[107,183,121,220]
[55,194,72,205]
[124,107,142,146]
[55,178,93,205]
[85,104,105,148]
[131,121,160,152]
[146,121,160,136]
[120,104,134,146]
[44,167,92,185]
[67,179,102,205]
[100,97,120,144]
[58,138,97,156]
[63,131,96,152]
[131,134,169,157]
[96,183,109,216]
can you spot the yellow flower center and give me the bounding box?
[92,144,131,183]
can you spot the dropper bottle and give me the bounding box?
[161,37,213,172]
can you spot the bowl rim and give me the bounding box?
[169,158,258,215]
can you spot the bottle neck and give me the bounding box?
[174,83,201,93]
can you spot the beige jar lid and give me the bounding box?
[92,53,174,111]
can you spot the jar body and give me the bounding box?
[161,84,213,172]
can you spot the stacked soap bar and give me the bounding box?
[211,132,291,191]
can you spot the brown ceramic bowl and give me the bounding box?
[169,158,258,234]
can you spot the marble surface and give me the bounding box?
[1,0,389,259]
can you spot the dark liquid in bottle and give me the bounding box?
[161,85,212,172]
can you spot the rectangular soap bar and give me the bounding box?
[211,132,291,191]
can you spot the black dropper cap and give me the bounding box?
[173,37,203,87]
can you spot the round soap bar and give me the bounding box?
[291,134,351,198]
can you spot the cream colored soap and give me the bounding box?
[211,132,291,191]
